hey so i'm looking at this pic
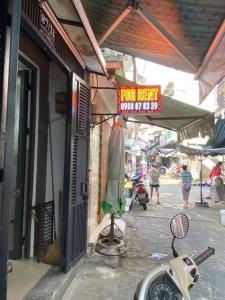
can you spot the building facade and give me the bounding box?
[0,0,106,298]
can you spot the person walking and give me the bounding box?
[180,165,192,209]
[149,164,160,204]
[209,162,223,179]
[209,162,224,202]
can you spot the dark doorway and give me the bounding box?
[61,73,90,272]
[9,60,35,259]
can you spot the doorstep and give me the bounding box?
[24,217,126,299]
[23,259,85,300]
[8,259,50,300]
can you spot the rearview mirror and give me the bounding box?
[170,213,189,239]
[170,213,189,258]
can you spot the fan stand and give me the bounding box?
[95,214,127,256]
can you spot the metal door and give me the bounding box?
[61,73,90,272]
[0,0,22,298]
[0,0,7,297]
[9,70,29,259]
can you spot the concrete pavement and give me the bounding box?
[61,177,225,300]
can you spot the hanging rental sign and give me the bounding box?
[117,85,161,114]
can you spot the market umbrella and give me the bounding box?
[96,120,126,255]
[102,121,125,216]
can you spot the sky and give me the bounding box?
[135,58,216,112]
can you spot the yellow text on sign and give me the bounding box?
[120,89,136,101]
[137,88,159,101]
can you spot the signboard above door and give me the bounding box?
[117,85,161,114]
[39,9,56,50]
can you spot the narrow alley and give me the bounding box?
[62,176,225,300]
[2,1,225,299]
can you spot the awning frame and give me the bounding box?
[72,0,107,74]
[196,20,225,80]
[41,0,107,74]
[126,119,176,131]
[98,0,196,72]
[195,20,225,102]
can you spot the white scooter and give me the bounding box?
[134,213,215,300]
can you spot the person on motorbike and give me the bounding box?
[133,175,149,199]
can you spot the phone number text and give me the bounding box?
[119,102,159,111]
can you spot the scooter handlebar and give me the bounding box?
[194,247,215,266]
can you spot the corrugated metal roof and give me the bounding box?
[81,0,225,73]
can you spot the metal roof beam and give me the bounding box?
[72,0,107,75]
[98,5,133,45]
[147,116,208,121]
[90,86,117,90]
[57,18,83,27]
[177,114,213,131]
[134,1,197,72]
[128,119,177,131]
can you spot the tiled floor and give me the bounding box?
[7,259,50,300]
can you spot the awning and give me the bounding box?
[81,0,225,74]
[115,74,214,136]
[177,116,214,142]
[179,145,225,157]
[91,73,214,138]
[157,141,177,149]
[196,21,225,102]
[208,119,225,148]
[42,0,106,74]
[126,95,213,136]
[159,149,177,157]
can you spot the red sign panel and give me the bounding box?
[117,85,161,114]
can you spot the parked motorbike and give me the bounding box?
[159,166,167,175]
[131,175,149,210]
[134,213,215,300]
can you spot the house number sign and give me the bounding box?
[39,9,56,49]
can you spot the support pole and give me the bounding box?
[0,0,22,298]
[200,156,203,202]
[90,115,115,128]
[108,213,115,245]
[195,155,209,208]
